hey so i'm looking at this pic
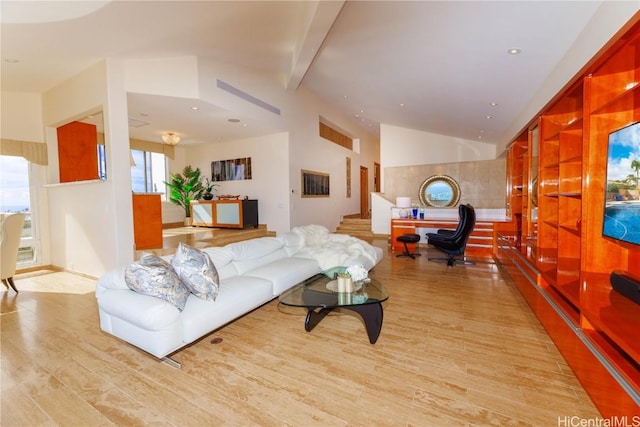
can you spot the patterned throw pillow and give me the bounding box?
[171,242,219,301]
[125,253,190,311]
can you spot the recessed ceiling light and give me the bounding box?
[478,136,483,140]
[354,114,360,118]
[399,103,405,107]
[507,48,521,55]
[228,118,240,123]
[486,115,492,119]
[489,102,498,106]
[191,106,199,111]
[343,95,348,99]
[242,123,247,127]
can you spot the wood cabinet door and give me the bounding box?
[57,121,99,183]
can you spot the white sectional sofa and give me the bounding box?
[95,225,382,366]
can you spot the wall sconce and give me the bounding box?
[161,132,181,145]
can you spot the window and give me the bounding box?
[0,155,38,265]
[131,150,167,197]
[98,144,107,180]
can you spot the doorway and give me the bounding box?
[360,166,369,218]
[374,162,381,192]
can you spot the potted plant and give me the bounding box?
[201,177,219,200]
[164,165,204,225]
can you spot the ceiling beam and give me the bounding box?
[286,0,345,91]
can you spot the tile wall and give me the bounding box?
[384,158,506,209]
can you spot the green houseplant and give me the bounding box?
[164,165,204,223]
[201,177,219,200]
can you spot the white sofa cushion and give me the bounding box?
[232,247,288,275]
[200,247,234,268]
[277,232,304,256]
[225,237,284,260]
[180,276,274,343]
[98,289,181,331]
[95,266,129,295]
[244,256,321,295]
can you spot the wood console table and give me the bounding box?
[191,199,258,229]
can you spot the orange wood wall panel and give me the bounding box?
[57,121,98,183]
[132,194,163,250]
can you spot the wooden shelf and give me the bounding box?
[582,272,640,364]
[500,14,640,417]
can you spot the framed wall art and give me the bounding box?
[211,157,252,181]
[301,169,330,197]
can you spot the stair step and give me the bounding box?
[335,218,375,242]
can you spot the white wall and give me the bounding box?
[124,56,200,98]
[123,55,380,234]
[41,60,134,277]
[380,124,496,181]
[183,132,291,233]
[182,58,379,233]
[0,92,44,142]
[286,85,380,231]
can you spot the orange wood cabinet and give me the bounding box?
[132,194,163,250]
[56,121,99,183]
[390,217,504,258]
[499,14,640,417]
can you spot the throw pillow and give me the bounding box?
[171,242,219,301]
[125,253,190,311]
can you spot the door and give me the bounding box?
[360,166,369,218]
[374,162,381,192]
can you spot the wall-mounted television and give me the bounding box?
[603,121,640,246]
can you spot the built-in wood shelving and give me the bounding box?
[499,13,640,417]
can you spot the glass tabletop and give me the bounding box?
[279,273,389,309]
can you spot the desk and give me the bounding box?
[391,216,511,258]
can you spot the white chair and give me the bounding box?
[1,213,26,293]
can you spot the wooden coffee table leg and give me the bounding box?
[343,303,384,344]
[305,307,334,332]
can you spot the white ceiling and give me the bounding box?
[1,1,606,147]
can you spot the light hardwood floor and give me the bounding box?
[1,239,601,426]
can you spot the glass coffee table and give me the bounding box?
[278,273,389,344]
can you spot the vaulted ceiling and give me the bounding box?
[1,1,614,148]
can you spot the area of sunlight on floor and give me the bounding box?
[8,270,96,295]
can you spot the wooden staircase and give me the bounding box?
[335,218,377,241]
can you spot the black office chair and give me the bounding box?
[425,204,476,267]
